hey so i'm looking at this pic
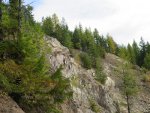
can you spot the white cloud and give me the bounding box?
[32,0,150,45]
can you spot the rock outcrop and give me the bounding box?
[45,36,123,113]
[0,92,25,113]
[0,36,149,113]
[45,36,150,113]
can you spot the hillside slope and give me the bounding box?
[0,36,149,113]
[45,36,150,113]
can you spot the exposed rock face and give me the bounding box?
[104,53,150,113]
[0,92,25,113]
[1,36,149,113]
[45,36,123,113]
[45,36,150,113]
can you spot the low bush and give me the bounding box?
[95,58,107,84]
[143,75,150,82]
[80,52,92,69]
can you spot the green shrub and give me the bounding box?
[50,67,73,104]
[70,76,79,87]
[95,58,107,84]
[0,23,72,112]
[80,52,92,69]
[0,73,10,92]
[143,75,150,82]
[95,69,106,84]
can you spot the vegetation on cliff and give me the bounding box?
[0,0,150,113]
[0,1,72,112]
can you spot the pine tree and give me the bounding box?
[93,28,100,45]
[42,16,54,36]
[146,42,150,54]
[138,37,146,67]
[106,34,117,54]
[72,27,81,49]
[127,44,135,64]
[51,13,59,28]
[122,63,138,113]
[60,22,72,48]
[9,0,19,38]
[144,53,150,69]
[18,0,22,33]
[132,40,140,65]
[118,45,128,59]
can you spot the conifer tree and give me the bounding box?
[9,0,19,38]
[42,16,54,36]
[122,63,138,113]
[60,21,72,48]
[106,34,117,54]
[138,37,146,67]
[132,40,140,65]
[93,28,100,45]
[118,45,128,59]
[18,0,21,30]
[72,27,82,49]
[127,44,135,64]
[144,53,150,69]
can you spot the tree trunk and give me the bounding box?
[17,0,21,41]
[18,0,21,31]
[126,93,131,113]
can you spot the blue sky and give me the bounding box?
[5,0,150,45]
[24,0,42,7]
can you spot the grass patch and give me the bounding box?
[70,76,80,87]
[89,98,101,113]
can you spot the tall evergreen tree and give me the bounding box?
[51,13,59,32]
[18,0,22,33]
[144,53,150,69]
[60,19,72,48]
[146,42,150,54]
[127,44,135,64]
[100,35,107,50]
[23,5,34,25]
[118,45,128,59]
[9,0,19,38]
[138,37,146,67]
[122,63,138,113]
[93,28,100,45]
[106,34,117,54]
[42,16,54,36]
[132,40,140,65]
[72,27,81,49]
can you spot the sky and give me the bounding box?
[25,0,150,45]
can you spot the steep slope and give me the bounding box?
[0,36,149,113]
[104,53,150,113]
[45,36,122,113]
[45,36,150,113]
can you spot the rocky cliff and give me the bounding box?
[45,36,150,113]
[0,36,149,113]
[46,36,119,113]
